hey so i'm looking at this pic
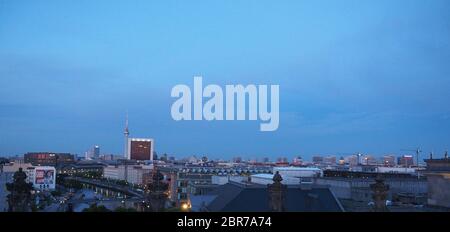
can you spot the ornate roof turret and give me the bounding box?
[273,171,283,183]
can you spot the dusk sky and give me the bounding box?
[1,0,450,160]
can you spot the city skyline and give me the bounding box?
[1,0,450,159]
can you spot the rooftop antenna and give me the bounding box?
[124,110,130,159]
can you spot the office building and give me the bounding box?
[382,155,396,167]
[345,155,359,166]
[312,156,323,164]
[103,164,153,185]
[24,152,74,166]
[324,156,337,165]
[424,153,450,208]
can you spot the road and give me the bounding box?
[65,177,144,198]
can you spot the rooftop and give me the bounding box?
[200,181,344,212]
[274,167,321,171]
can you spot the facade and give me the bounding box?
[2,162,33,173]
[93,145,100,159]
[312,156,323,164]
[211,175,247,185]
[24,152,56,166]
[99,154,122,161]
[275,157,289,166]
[424,157,450,209]
[85,145,100,160]
[251,174,301,185]
[324,156,337,165]
[142,172,153,186]
[316,170,427,203]
[188,182,219,196]
[159,165,272,207]
[292,156,303,166]
[274,167,322,178]
[159,167,213,207]
[376,166,417,174]
[315,177,427,203]
[398,155,414,167]
[345,155,359,166]
[232,157,242,163]
[382,155,396,167]
[252,167,322,185]
[24,152,74,166]
[338,157,345,165]
[103,165,125,180]
[25,166,56,190]
[361,155,377,165]
[103,164,153,185]
[127,138,154,161]
[127,165,153,185]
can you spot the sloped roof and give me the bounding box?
[205,182,343,212]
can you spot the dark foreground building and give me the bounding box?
[424,153,450,209]
[192,172,344,212]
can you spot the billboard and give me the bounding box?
[33,167,56,190]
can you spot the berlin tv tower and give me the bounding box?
[124,111,130,159]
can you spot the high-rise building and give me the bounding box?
[127,138,154,161]
[382,155,396,167]
[85,145,100,160]
[103,164,153,185]
[276,157,289,166]
[345,155,359,166]
[338,156,345,165]
[93,145,100,159]
[24,152,74,166]
[361,155,377,165]
[424,154,450,208]
[292,156,303,166]
[324,156,337,165]
[312,156,323,164]
[398,155,414,167]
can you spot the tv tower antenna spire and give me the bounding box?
[124,111,130,159]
